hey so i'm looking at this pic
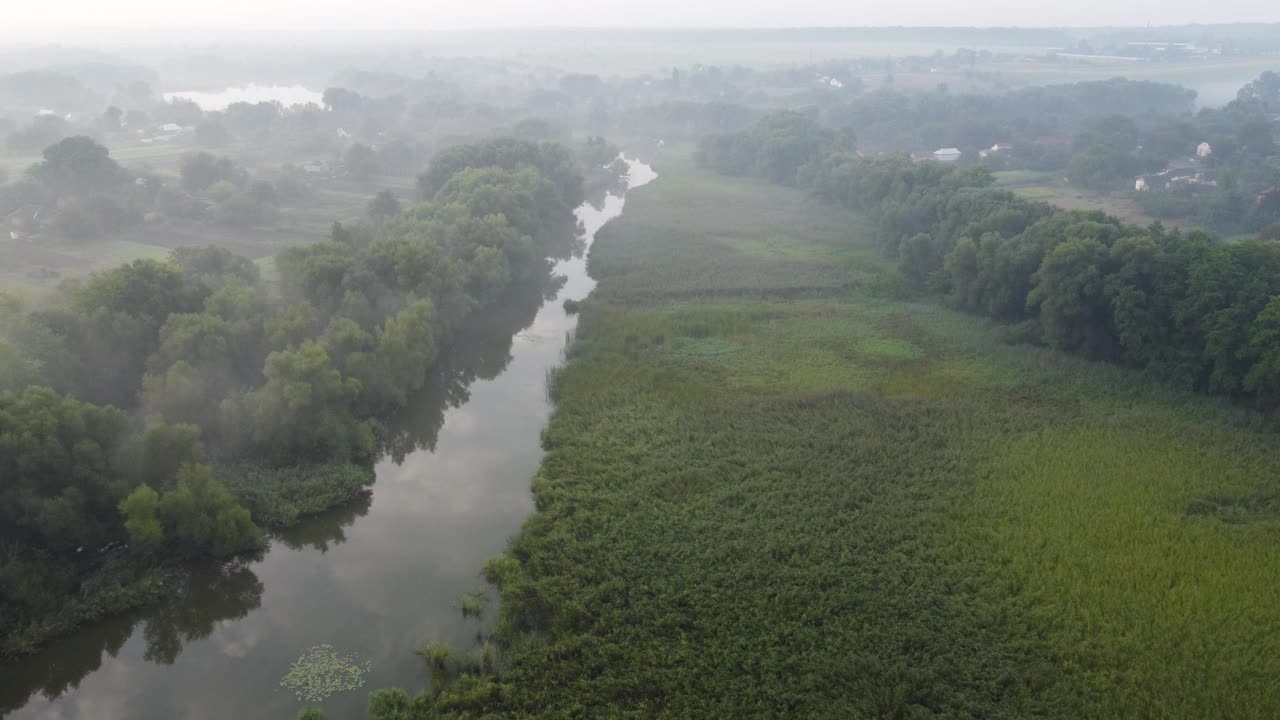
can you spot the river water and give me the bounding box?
[1,159,657,720]
[162,85,325,111]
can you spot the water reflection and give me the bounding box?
[0,560,264,716]
[378,268,568,463]
[275,494,373,554]
[142,563,265,665]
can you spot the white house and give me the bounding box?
[1197,142,1213,158]
[933,148,962,162]
[980,143,1014,159]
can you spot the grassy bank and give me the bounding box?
[433,152,1280,717]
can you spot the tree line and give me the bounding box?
[699,111,1280,414]
[0,137,585,656]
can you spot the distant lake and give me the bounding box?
[162,84,324,111]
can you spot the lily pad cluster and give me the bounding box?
[280,644,372,703]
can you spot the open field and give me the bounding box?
[473,149,1280,718]
[1,140,381,300]
[994,169,1182,228]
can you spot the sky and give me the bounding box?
[3,0,1278,37]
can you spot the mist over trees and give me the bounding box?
[0,136,586,657]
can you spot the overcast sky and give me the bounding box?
[3,0,1278,37]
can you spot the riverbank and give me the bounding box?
[433,148,1280,717]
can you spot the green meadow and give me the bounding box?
[472,151,1280,717]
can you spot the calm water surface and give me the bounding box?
[1,159,656,720]
[162,85,325,111]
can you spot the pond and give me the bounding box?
[162,84,325,111]
[0,158,657,720]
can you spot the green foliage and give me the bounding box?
[156,464,262,558]
[180,152,246,193]
[118,485,163,549]
[27,136,123,195]
[344,143,380,180]
[697,110,843,185]
[417,641,454,671]
[0,386,131,553]
[367,189,402,219]
[458,589,487,617]
[216,462,374,528]
[279,644,372,703]
[416,136,584,209]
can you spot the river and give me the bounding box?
[1,158,657,720]
[162,85,325,111]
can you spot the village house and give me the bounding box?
[1135,167,1217,192]
[979,143,1014,159]
[933,147,962,163]
[6,205,48,241]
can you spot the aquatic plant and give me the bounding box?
[459,588,488,617]
[418,641,453,670]
[279,644,372,703]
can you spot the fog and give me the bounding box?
[2,0,1277,42]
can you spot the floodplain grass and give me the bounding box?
[471,150,1280,718]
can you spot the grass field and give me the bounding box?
[466,149,1280,718]
[994,169,1182,229]
[0,139,380,300]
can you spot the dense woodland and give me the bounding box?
[697,103,1280,412]
[0,136,588,656]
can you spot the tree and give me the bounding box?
[232,341,372,461]
[119,485,163,549]
[367,189,402,219]
[1238,120,1275,158]
[124,422,205,490]
[181,153,245,193]
[172,245,260,290]
[124,108,151,129]
[194,122,231,147]
[1028,237,1117,357]
[322,87,364,113]
[158,98,203,126]
[27,136,123,195]
[344,143,380,180]
[100,106,123,131]
[157,463,260,558]
[5,116,69,153]
[1235,71,1280,111]
[1066,144,1138,191]
[1244,296,1280,408]
[377,299,439,402]
[0,386,131,553]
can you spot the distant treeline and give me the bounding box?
[699,111,1280,413]
[0,137,584,656]
[824,77,1198,153]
